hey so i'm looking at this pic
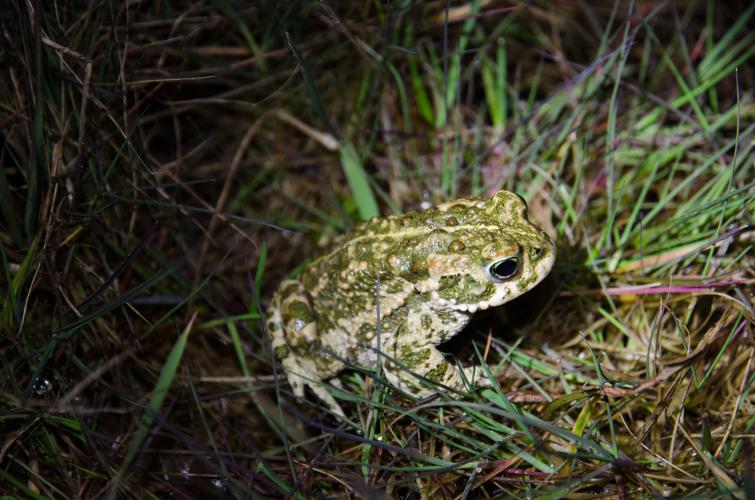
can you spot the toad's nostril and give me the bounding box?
[533,247,543,257]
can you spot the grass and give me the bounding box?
[1,0,754,497]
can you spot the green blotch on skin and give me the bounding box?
[280,281,301,297]
[399,215,416,228]
[399,345,431,369]
[387,277,406,294]
[274,345,290,359]
[380,306,407,335]
[426,361,449,382]
[354,244,371,261]
[301,272,318,290]
[421,314,432,329]
[438,275,495,302]
[286,300,314,324]
[316,315,334,334]
[398,378,423,394]
[345,294,368,314]
[435,308,458,324]
[448,239,465,252]
[291,337,312,354]
[292,338,337,372]
[357,322,373,341]
[409,259,426,275]
[516,269,540,292]
[437,275,460,297]
[314,355,337,372]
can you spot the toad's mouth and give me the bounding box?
[432,248,555,314]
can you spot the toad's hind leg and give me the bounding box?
[278,354,345,416]
[268,279,345,416]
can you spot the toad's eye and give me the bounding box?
[487,256,520,281]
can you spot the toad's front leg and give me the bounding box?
[381,304,491,399]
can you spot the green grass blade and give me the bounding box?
[107,312,196,499]
[0,467,46,500]
[697,1,755,79]
[25,10,49,241]
[54,266,174,338]
[387,62,411,133]
[285,31,335,136]
[0,145,23,244]
[209,0,267,73]
[0,239,20,329]
[481,56,501,129]
[340,144,379,220]
[409,57,435,125]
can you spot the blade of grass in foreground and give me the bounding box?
[228,320,283,443]
[107,312,196,499]
[340,144,380,220]
[0,467,46,500]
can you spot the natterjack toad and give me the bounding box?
[267,190,555,415]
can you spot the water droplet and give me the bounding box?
[179,462,190,480]
[33,378,52,396]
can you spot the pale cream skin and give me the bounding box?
[267,190,556,415]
